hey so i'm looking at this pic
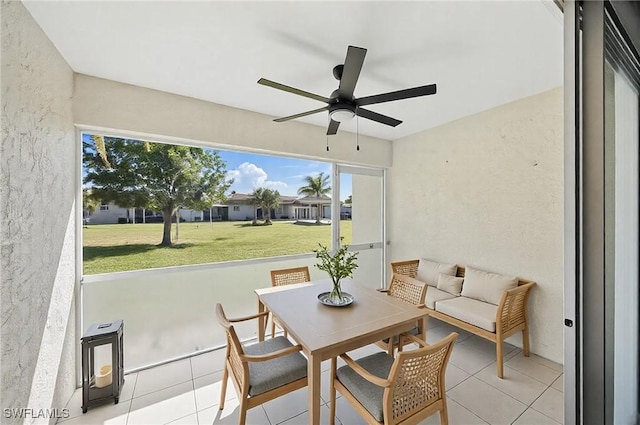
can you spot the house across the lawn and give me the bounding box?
[86,193,335,224]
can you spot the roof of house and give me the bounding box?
[225,193,331,206]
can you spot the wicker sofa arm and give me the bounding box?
[496,282,535,335]
[390,259,420,278]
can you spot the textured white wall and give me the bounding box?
[0,1,76,423]
[388,87,564,363]
[72,75,392,168]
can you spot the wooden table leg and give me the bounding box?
[307,353,321,425]
[257,298,265,342]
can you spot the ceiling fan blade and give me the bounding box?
[258,78,330,103]
[327,119,340,135]
[274,106,329,122]
[337,46,367,99]
[356,108,402,127]
[356,84,437,107]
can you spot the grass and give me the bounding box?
[83,220,352,275]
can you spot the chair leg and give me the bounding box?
[219,365,229,409]
[440,401,449,425]
[522,326,530,357]
[496,340,504,378]
[387,340,394,357]
[238,398,248,425]
[284,329,288,339]
[329,358,337,425]
[271,320,276,339]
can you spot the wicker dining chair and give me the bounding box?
[215,303,308,425]
[375,273,428,355]
[330,332,458,425]
[268,266,311,338]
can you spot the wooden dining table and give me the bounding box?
[255,278,428,425]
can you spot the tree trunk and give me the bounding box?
[316,203,321,223]
[160,207,174,246]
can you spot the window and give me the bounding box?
[82,133,344,275]
[99,204,109,211]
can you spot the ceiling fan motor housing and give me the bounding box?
[332,64,344,81]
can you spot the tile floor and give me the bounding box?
[59,319,564,425]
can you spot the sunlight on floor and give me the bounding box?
[58,319,563,425]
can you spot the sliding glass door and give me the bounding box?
[333,165,385,289]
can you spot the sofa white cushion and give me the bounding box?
[460,266,518,305]
[435,297,498,333]
[437,273,464,296]
[425,287,457,309]
[416,259,457,287]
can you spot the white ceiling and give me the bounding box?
[23,0,563,141]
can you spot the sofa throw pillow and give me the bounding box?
[416,259,457,287]
[460,266,518,305]
[437,273,464,296]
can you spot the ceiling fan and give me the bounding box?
[258,45,437,135]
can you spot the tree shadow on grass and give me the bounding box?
[83,243,195,261]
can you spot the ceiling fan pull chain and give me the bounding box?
[356,109,360,151]
[326,133,330,152]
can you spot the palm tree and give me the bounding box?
[249,188,264,225]
[297,172,331,224]
[260,189,281,225]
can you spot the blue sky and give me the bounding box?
[219,150,332,197]
[83,134,352,200]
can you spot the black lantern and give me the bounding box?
[81,320,124,413]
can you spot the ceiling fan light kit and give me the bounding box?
[258,45,437,136]
[329,107,355,122]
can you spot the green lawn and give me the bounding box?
[83,220,352,275]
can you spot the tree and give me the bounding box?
[82,189,101,216]
[83,137,233,246]
[344,194,352,205]
[249,187,264,225]
[297,172,331,224]
[259,189,281,225]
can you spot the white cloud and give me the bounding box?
[227,162,287,193]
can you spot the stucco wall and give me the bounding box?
[73,74,392,168]
[1,1,76,423]
[388,87,564,363]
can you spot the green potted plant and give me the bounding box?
[314,239,359,304]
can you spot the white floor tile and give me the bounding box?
[333,396,368,425]
[526,354,563,373]
[193,370,236,412]
[61,375,137,422]
[278,404,340,425]
[128,381,196,425]
[551,374,563,392]
[448,336,503,375]
[448,377,527,425]
[167,413,199,425]
[513,408,561,425]
[56,399,130,425]
[445,363,471,391]
[420,398,488,425]
[190,349,226,379]
[475,364,548,405]
[505,356,562,385]
[133,359,193,398]
[531,387,564,424]
[321,369,341,404]
[262,387,309,425]
[198,401,271,425]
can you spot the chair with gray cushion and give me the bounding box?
[375,273,428,355]
[215,303,308,425]
[269,266,311,338]
[330,332,458,425]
